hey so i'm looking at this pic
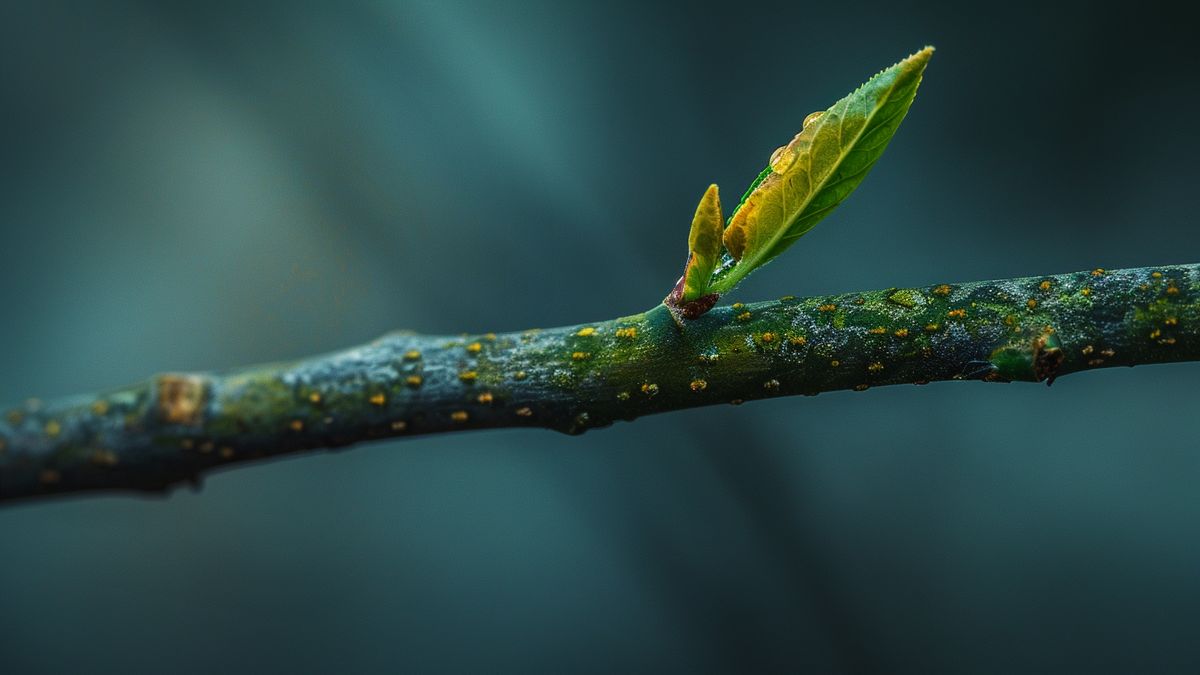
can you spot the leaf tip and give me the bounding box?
[699,183,720,214]
[896,46,935,80]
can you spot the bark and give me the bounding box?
[2,263,1195,503]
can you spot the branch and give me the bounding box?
[2,263,1196,503]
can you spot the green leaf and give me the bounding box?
[710,46,933,294]
[681,184,723,301]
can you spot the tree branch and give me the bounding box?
[2,263,1196,503]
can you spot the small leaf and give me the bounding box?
[681,184,723,301]
[711,46,933,294]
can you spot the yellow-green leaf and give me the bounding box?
[681,183,723,301]
[711,46,933,294]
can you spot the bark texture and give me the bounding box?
[2,263,1196,503]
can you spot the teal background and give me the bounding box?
[2,1,1199,672]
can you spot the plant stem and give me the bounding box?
[2,263,1196,503]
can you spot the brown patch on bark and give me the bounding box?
[1032,332,1064,386]
[157,374,207,426]
[664,274,720,321]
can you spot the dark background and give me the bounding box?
[2,1,1198,672]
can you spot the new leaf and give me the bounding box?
[710,46,933,294]
[681,184,723,301]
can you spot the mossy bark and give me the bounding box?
[2,263,1196,503]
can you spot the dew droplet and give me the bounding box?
[803,110,824,128]
[769,145,796,173]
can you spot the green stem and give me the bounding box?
[2,263,1196,503]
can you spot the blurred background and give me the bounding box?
[2,1,1198,672]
